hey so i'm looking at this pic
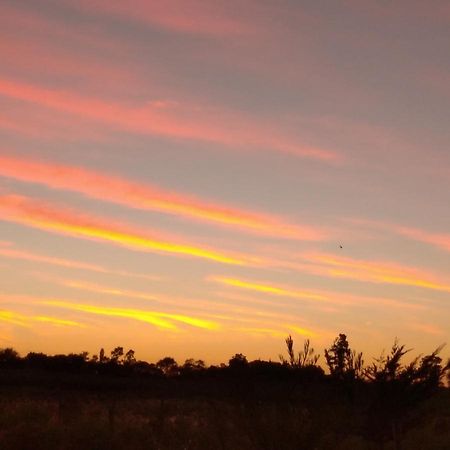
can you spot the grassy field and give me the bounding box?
[0,377,448,450]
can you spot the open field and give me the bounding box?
[0,367,449,450]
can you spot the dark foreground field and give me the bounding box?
[0,370,449,450]
[1,335,449,449]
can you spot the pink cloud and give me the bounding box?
[347,218,450,254]
[0,153,325,240]
[0,77,339,161]
[73,0,254,37]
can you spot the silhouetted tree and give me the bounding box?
[50,353,87,372]
[447,358,450,386]
[228,353,248,370]
[156,357,179,376]
[366,339,409,383]
[182,358,205,373]
[409,344,450,391]
[25,352,49,369]
[365,340,449,449]
[99,348,108,363]
[325,333,364,380]
[0,347,20,367]
[110,346,124,364]
[280,335,320,368]
[124,349,136,365]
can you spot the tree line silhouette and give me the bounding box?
[2,333,447,384]
[0,334,449,450]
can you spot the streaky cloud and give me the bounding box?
[0,153,325,240]
[299,252,450,293]
[208,276,327,301]
[2,293,218,331]
[0,309,85,328]
[0,194,259,266]
[61,279,159,302]
[0,242,160,281]
[39,299,219,331]
[209,275,428,311]
[34,275,326,334]
[74,0,253,37]
[389,225,450,254]
[0,78,339,162]
[347,218,450,254]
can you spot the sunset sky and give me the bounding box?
[0,0,449,365]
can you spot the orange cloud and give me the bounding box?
[209,276,327,301]
[239,324,319,339]
[33,316,86,328]
[0,194,257,266]
[62,280,158,302]
[0,309,84,328]
[36,275,327,333]
[0,153,324,240]
[286,325,318,338]
[0,246,103,272]
[0,310,28,327]
[0,243,161,281]
[242,323,328,340]
[2,292,318,339]
[237,327,288,338]
[65,280,294,323]
[39,299,219,331]
[0,78,338,162]
[300,252,450,293]
[1,293,218,331]
[210,276,428,312]
[53,277,295,324]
